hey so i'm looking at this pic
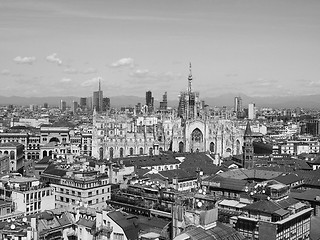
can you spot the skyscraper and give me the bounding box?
[86,97,92,111]
[80,97,87,110]
[248,103,256,120]
[146,90,154,113]
[102,97,110,111]
[71,101,78,114]
[60,100,66,112]
[234,96,242,112]
[160,92,168,111]
[93,79,103,112]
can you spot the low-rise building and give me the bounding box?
[0,142,24,172]
[0,174,55,216]
[0,154,9,174]
[41,162,111,210]
[230,183,313,240]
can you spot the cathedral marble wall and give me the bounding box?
[92,114,244,160]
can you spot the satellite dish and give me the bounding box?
[22,217,27,223]
[203,192,206,195]
[7,220,11,223]
[197,202,203,208]
[199,189,203,194]
[196,199,199,202]
[10,224,15,230]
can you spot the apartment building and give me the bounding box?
[40,162,111,210]
[0,174,55,216]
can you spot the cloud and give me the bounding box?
[13,56,36,64]
[303,80,320,88]
[1,69,10,75]
[129,69,150,78]
[60,78,72,83]
[129,69,182,84]
[245,78,278,88]
[64,68,78,74]
[111,58,134,67]
[82,67,97,74]
[46,53,62,65]
[81,77,101,87]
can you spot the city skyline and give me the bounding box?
[1,0,320,99]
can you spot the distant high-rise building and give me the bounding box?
[146,90,154,113]
[72,101,78,113]
[86,97,92,111]
[30,104,37,111]
[160,92,168,111]
[80,97,87,110]
[234,96,242,115]
[93,79,103,112]
[43,103,48,109]
[248,103,256,120]
[102,97,110,111]
[60,100,66,112]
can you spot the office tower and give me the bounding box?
[102,97,110,111]
[248,103,256,120]
[43,103,48,109]
[72,101,78,114]
[93,79,103,112]
[146,90,154,113]
[178,63,199,119]
[234,96,242,114]
[86,97,92,111]
[160,92,168,111]
[60,100,66,112]
[80,97,87,110]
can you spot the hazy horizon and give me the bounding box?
[1,0,320,99]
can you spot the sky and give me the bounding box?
[1,0,320,100]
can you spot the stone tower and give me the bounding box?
[243,121,254,169]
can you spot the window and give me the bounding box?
[114,233,124,240]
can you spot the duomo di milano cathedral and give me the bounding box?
[92,65,244,160]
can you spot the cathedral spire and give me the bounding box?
[188,62,192,93]
[244,121,252,137]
